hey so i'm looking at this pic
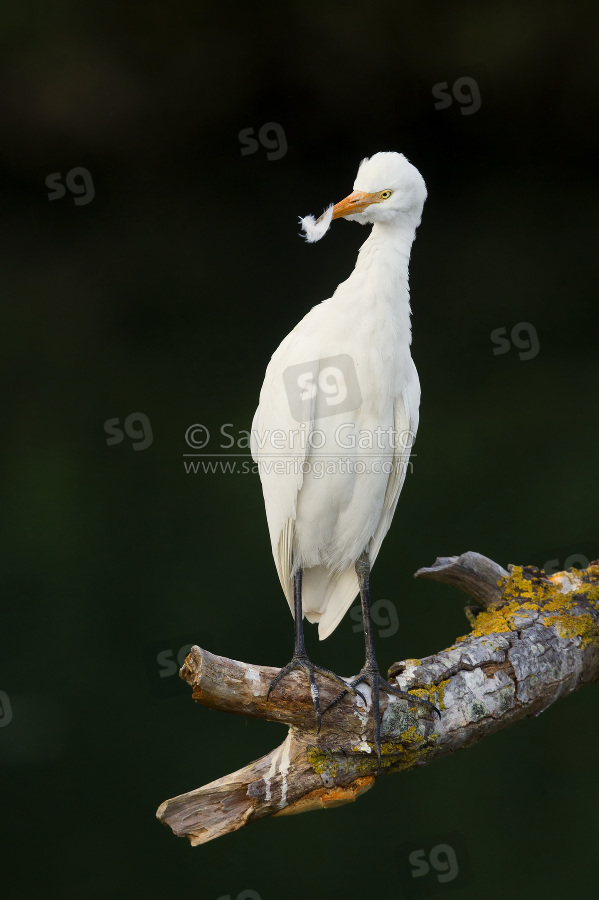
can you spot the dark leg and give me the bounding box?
[325,549,440,764]
[267,567,360,732]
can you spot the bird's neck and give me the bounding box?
[337,220,419,338]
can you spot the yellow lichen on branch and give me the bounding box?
[410,679,450,710]
[455,564,599,646]
[157,554,599,848]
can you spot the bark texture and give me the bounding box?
[157,553,599,846]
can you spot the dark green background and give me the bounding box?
[1,2,598,898]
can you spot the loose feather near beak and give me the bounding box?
[301,191,382,242]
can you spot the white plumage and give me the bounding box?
[299,204,333,242]
[252,152,427,640]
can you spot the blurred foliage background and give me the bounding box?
[1,1,598,898]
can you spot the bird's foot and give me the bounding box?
[267,655,362,733]
[324,664,440,766]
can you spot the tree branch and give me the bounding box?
[413,550,508,608]
[156,553,599,846]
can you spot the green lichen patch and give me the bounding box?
[350,740,437,774]
[307,721,439,778]
[465,607,480,628]
[470,701,487,721]
[391,743,437,773]
[306,746,344,777]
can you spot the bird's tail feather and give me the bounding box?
[301,565,360,640]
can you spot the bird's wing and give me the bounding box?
[308,357,421,641]
[251,322,320,610]
[368,359,420,569]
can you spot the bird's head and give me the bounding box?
[331,151,427,228]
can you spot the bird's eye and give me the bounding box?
[379,189,393,200]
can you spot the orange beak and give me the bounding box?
[316,190,382,224]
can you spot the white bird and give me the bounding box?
[251,151,437,760]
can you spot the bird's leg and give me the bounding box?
[324,549,440,765]
[267,568,359,732]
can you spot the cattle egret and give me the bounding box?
[251,152,437,762]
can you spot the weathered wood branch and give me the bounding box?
[414,550,508,608]
[157,553,599,846]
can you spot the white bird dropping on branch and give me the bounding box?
[299,204,333,242]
